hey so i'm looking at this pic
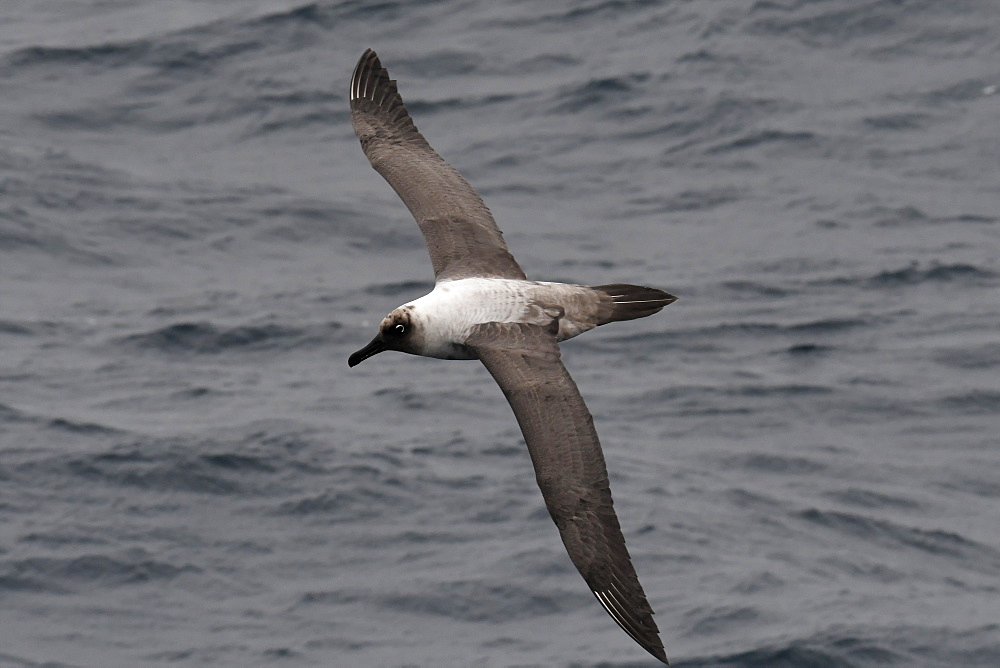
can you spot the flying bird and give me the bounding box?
[348,48,674,664]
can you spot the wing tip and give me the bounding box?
[350,48,416,136]
[350,48,383,102]
[593,588,669,664]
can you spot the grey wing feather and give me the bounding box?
[350,49,526,282]
[466,322,668,665]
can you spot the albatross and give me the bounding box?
[348,48,674,664]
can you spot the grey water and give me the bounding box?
[2,1,999,666]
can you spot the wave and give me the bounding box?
[855,204,998,227]
[679,638,896,668]
[374,579,581,623]
[626,186,743,214]
[474,0,663,29]
[549,73,652,115]
[619,95,793,147]
[679,623,1000,667]
[707,129,818,154]
[823,487,922,511]
[604,316,872,348]
[3,41,154,70]
[866,262,997,287]
[118,320,344,355]
[20,439,293,496]
[364,280,434,297]
[785,343,835,356]
[2,1,332,73]
[932,343,1000,370]
[0,401,122,437]
[862,111,933,131]
[0,551,198,594]
[2,150,385,268]
[274,487,408,522]
[1,5,335,138]
[272,460,418,522]
[799,261,998,291]
[747,3,901,47]
[723,452,827,475]
[797,507,1000,566]
[0,318,71,337]
[935,390,1000,415]
[721,280,791,297]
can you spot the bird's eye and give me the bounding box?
[394,324,405,334]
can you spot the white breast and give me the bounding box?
[404,278,535,358]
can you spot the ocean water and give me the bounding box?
[1,1,999,666]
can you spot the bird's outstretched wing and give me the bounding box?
[350,49,526,282]
[466,321,668,664]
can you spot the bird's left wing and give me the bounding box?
[465,321,668,664]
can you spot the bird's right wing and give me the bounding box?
[466,321,668,664]
[350,49,526,282]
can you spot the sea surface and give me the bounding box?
[2,1,999,666]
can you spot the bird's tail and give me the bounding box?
[591,283,677,324]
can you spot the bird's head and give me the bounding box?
[348,307,420,367]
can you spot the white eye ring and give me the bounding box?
[395,324,405,333]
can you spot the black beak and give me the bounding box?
[348,337,386,367]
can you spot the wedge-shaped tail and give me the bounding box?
[592,284,677,324]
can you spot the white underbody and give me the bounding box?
[400,277,597,359]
